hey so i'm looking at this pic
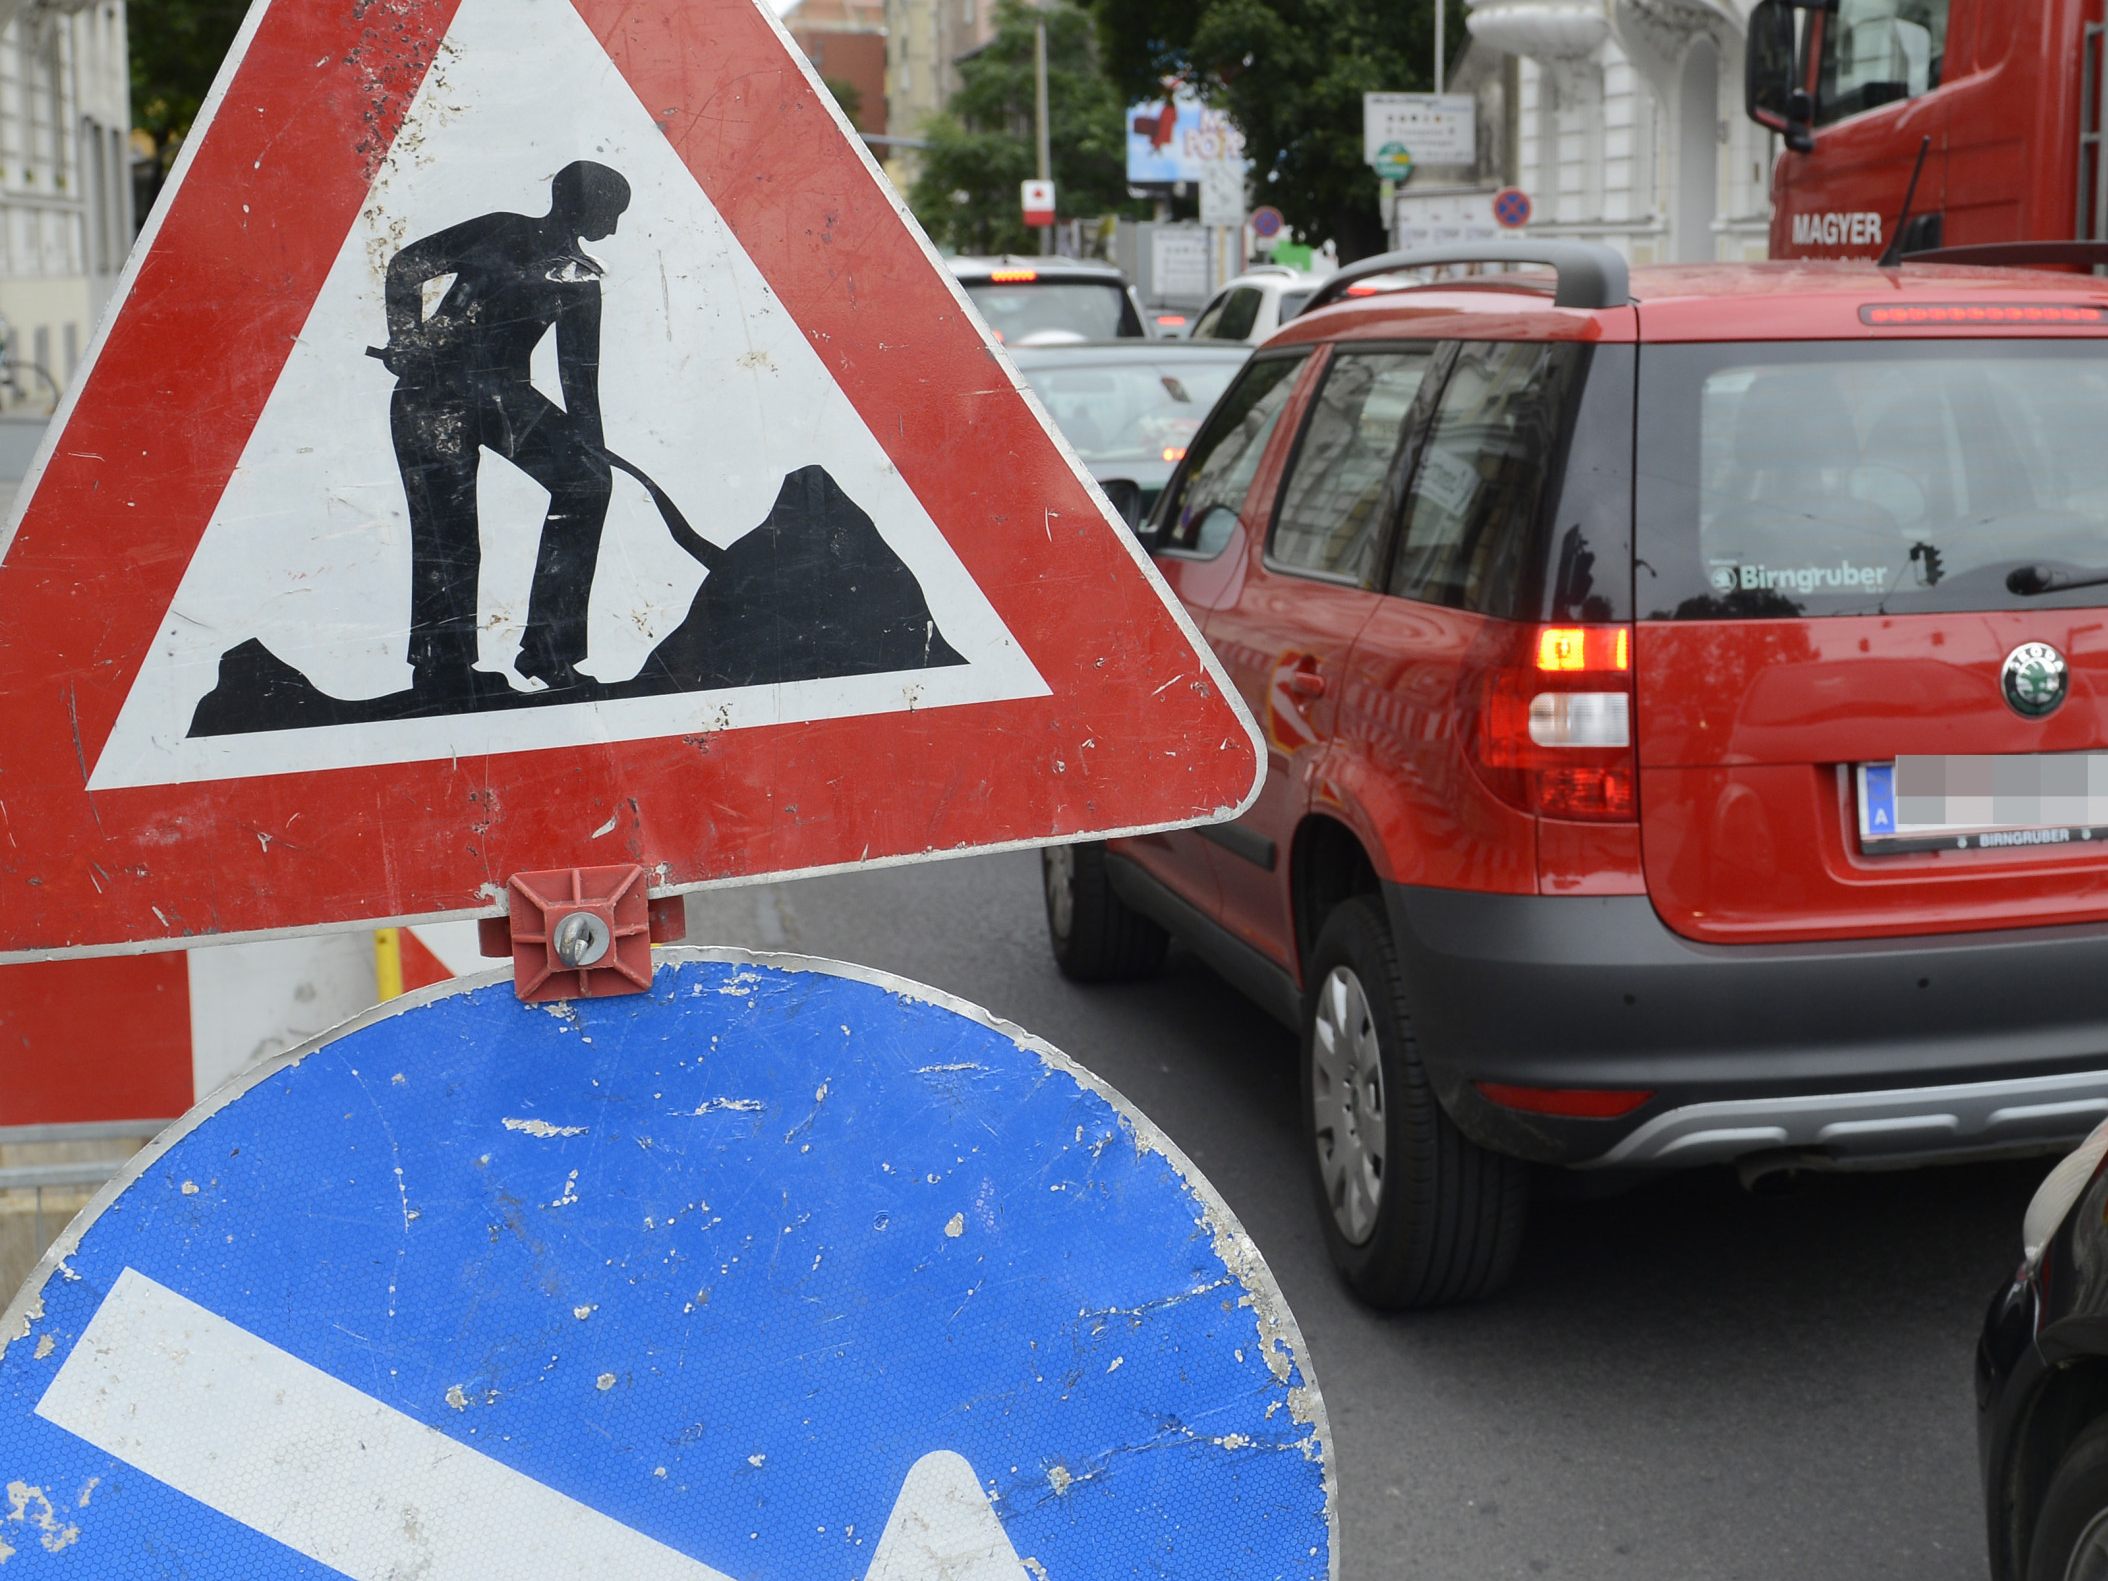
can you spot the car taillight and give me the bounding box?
[989,268,1039,284]
[1860,303,2108,326]
[1464,622,1637,823]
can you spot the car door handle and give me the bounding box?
[1287,664,1327,699]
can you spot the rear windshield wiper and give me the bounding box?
[2009,564,2108,597]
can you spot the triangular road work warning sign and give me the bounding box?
[0,0,1261,959]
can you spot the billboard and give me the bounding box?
[1127,92,1247,185]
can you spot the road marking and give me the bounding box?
[37,1267,1028,1580]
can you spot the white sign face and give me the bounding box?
[1197,159,1248,229]
[1020,177,1055,216]
[90,0,1046,791]
[1393,189,1509,250]
[1363,92,1477,168]
[1150,227,1213,300]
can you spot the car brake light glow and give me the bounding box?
[1155,314,1188,327]
[1536,626,1629,672]
[1160,446,1186,463]
[989,268,1039,284]
[1860,303,2108,326]
[1474,1082,1654,1119]
[1466,623,1639,823]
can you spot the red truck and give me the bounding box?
[1745,0,2106,260]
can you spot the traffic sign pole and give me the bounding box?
[0,952,1336,1576]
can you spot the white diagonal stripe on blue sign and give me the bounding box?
[36,1267,732,1581]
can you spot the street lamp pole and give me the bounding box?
[1033,14,1053,255]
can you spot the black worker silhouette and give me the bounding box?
[187,161,966,740]
[385,158,632,697]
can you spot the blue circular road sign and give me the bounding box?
[1493,186,1533,229]
[1250,205,1285,240]
[0,953,1333,1578]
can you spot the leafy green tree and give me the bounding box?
[823,75,865,131]
[1092,0,1452,260]
[908,0,1138,256]
[131,0,250,203]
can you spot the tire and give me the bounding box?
[1301,895,1529,1309]
[2028,1417,2108,1581]
[1041,843,1168,983]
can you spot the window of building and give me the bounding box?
[1814,0,1949,125]
[1269,349,1433,584]
[1159,353,1308,557]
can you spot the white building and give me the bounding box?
[0,0,132,392]
[1465,0,1774,264]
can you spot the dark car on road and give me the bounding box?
[1007,341,1248,528]
[1981,1123,2108,1581]
[1041,240,2108,1309]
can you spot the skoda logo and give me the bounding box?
[2002,641,2069,719]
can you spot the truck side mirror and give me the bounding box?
[1745,0,1820,155]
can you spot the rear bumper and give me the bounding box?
[1384,886,2108,1169]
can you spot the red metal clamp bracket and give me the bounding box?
[478,864,686,1002]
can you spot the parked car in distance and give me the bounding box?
[1189,265,1327,344]
[1980,1120,2108,1581]
[947,256,1149,344]
[1008,341,1248,527]
[1043,240,2108,1309]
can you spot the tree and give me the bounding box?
[908,0,1139,256]
[822,75,865,131]
[1092,0,1451,260]
[131,0,250,204]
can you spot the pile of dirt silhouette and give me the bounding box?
[187,464,965,738]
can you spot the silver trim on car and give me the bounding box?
[1582,1070,2108,1169]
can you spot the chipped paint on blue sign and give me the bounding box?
[0,952,1334,1578]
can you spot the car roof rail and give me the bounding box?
[1901,240,2108,271]
[1298,241,1632,315]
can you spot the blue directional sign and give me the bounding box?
[0,952,1333,1578]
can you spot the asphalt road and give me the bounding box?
[685,850,2039,1581]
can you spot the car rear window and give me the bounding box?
[1019,358,1241,464]
[1637,340,2108,618]
[963,279,1143,344]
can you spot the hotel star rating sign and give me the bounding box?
[0,0,1261,961]
[0,954,1336,1577]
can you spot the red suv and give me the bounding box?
[1041,241,2108,1307]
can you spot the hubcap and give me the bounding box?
[1310,965,1387,1246]
[2066,1509,2108,1581]
[1043,847,1075,940]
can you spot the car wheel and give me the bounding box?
[1301,895,1529,1309]
[2030,1418,2108,1581]
[1041,843,1168,983]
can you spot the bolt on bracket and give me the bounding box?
[478,864,686,1002]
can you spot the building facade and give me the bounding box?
[1464,0,1774,264]
[786,0,888,137]
[881,0,997,184]
[0,0,130,394]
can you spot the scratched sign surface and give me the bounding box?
[0,953,1335,1577]
[0,0,1260,959]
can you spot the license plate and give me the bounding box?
[1858,758,2108,855]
